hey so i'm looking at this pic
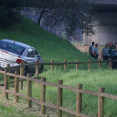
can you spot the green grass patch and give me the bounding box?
[1,69,117,117]
[39,69,117,116]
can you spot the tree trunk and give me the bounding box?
[38,8,45,25]
[38,8,51,25]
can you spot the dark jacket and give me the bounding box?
[109,45,116,57]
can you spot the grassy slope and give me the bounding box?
[0,17,115,117]
[0,17,92,62]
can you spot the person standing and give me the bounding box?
[92,43,98,59]
[89,42,95,56]
[109,43,116,69]
[89,42,97,58]
[115,43,117,68]
[102,44,110,62]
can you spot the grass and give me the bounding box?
[1,69,117,117]
[38,69,117,117]
[17,68,117,117]
[0,17,116,117]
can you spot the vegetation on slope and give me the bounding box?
[0,17,113,117]
[0,17,93,62]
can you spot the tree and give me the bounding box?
[25,0,95,37]
[0,0,23,28]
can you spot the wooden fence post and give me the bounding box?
[4,69,9,99]
[41,77,46,114]
[98,87,105,117]
[57,80,63,117]
[76,59,79,70]
[109,59,112,69]
[35,60,39,78]
[27,73,32,108]
[20,62,24,89]
[51,60,54,71]
[15,71,19,103]
[76,84,82,117]
[6,64,10,72]
[88,59,91,70]
[98,59,101,69]
[4,64,10,99]
[64,59,67,70]
[6,64,10,89]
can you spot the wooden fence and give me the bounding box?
[5,59,113,72]
[0,69,117,117]
[2,59,113,90]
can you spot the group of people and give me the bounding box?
[89,41,117,69]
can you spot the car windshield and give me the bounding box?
[0,40,26,55]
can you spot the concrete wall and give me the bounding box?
[83,11,117,45]
[83,0,117,4]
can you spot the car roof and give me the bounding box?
[1,39,33,49]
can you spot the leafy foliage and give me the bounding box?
[25,0,95,37]
[0,0,95,37]
[0,0,23,28]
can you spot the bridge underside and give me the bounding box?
[83,4,117,45]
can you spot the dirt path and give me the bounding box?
[0,92,57,117]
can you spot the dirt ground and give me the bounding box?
[0,91,57,117]
[74,44,89,53]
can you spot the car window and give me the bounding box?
[0,41,25,55]
[27,48,39,58]
[33,49,39,57]
[27,49,34,57]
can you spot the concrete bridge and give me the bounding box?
[24,0,117,45]
[88,0,117,4]
[83,0,117,45]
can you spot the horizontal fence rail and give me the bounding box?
[0,69,117,117]
[0,59,114,72]
[0,59,113,89]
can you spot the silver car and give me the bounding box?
[0,39,43,75]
